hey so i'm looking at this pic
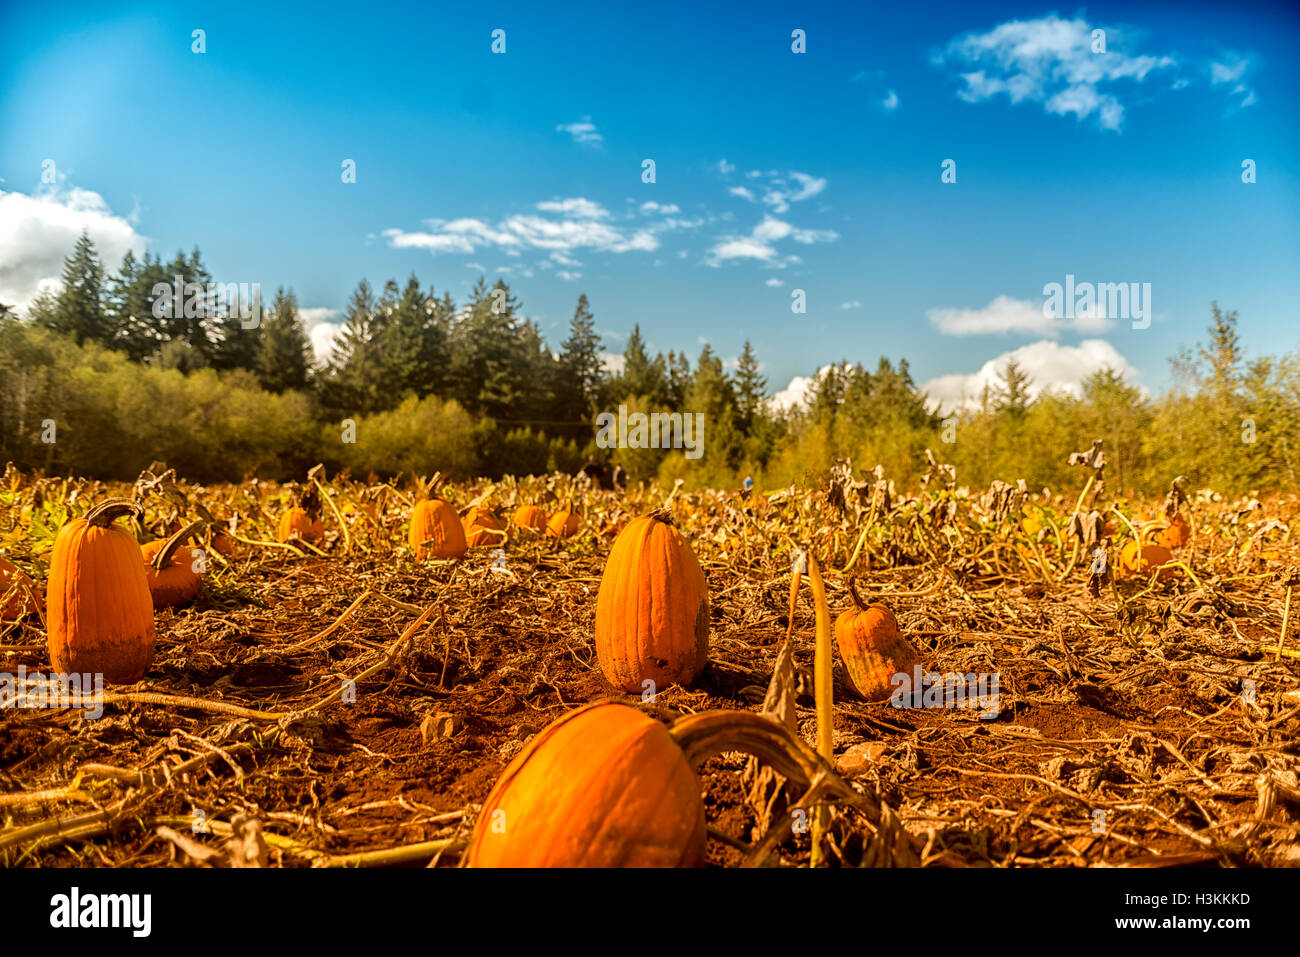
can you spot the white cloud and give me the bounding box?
[556,116,603,146]
[769,362,851,412]
[718,159,736,175]
[537,197,608,218]
[840,300,862,310]
[308,319,341,366]
[556,270,582,281]
[706,215,839,267]
[384,198,663,258]
[1209,54,1257,109]
[601,352,626,373]
[639,201,680,215]
[935,15,1176,131]
[729,186,755,201]
[765,278,784,287]
[921,339,1140,413]
[882,89,900,110]
[0,186,146,313]
[927,294,1114,336]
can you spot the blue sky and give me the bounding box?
[2,0,1297,408]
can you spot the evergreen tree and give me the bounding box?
[993,357,1033,419]
[733,340,767,431]
[41,230,107,346]
[554,293,605,427]
[256,287,311,392]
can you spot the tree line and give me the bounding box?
[2,231,1296,493]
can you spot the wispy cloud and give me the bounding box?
[882,89,900,110]
[706,215,838,267]
[934,15,1176,131]
[1209,52,1258,108]
[556,116,603,147]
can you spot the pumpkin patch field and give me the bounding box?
[1,460,1298,868]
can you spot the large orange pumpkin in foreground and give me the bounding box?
[0,557,42,622]
[467,702,706,867]
[595,511,709,693]
[141,521,204,609]
[47,500,156,685]
[463,506,507,547]
[410,497,467,559]
[834,580,921,701]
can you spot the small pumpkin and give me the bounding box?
[513,505,549,532]
[463,506,507,547]
[1151,512,1191,549]
[47,499,156,685]
[0,557,42,622]
[409,477,466,559]
[546,503,580,539]
[467,702,706,867]
[141,520,205,609]
[594,511,709,693]
[1119,540,1176,579]
[834,579,921,701]
[277,486,324,543]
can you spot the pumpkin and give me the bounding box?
[141,520,204,609]
[512,505,549,532]
[546,504,580,539]
[278,508,322,543]
[410,498,467,559]
[1152,513,1191,549]
[47,499,156,685]
[594,511,709,693]
[467,702,706,867]
[0,557,42,622]
[1119,540,1176,579]
[834,579,921,701]
[463,506,507,547]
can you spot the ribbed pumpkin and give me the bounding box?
[463,506,507,547]
[513,505,549,532]
[47,500,156,685]
[834,580,921,701]
[278,508,322,543]
[1119,540,1176,579]
[410,498,467,559]
[594,511,709,693]
[467,702,706,867]
[546,504,580,539]
[141,520,204,609]
[0,557,42,621]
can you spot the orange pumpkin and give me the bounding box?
[47,500,156,685]
[594,511,709,693]
[410,497,467,559]
[1119,540,1176,579]
[834,580,921,701]
[0,557,42,622]
[1151,513,1191,549]
[513,505,549,532]
[141,520,204,609]
[546,504,580,539]
[278,507,323,543]
[467,703,705,867]
[463,506,507,547]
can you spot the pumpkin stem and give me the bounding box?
[847,577,870,611]
[86,499,143,528]
[151,520,206,572]
[647,507,676,527]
